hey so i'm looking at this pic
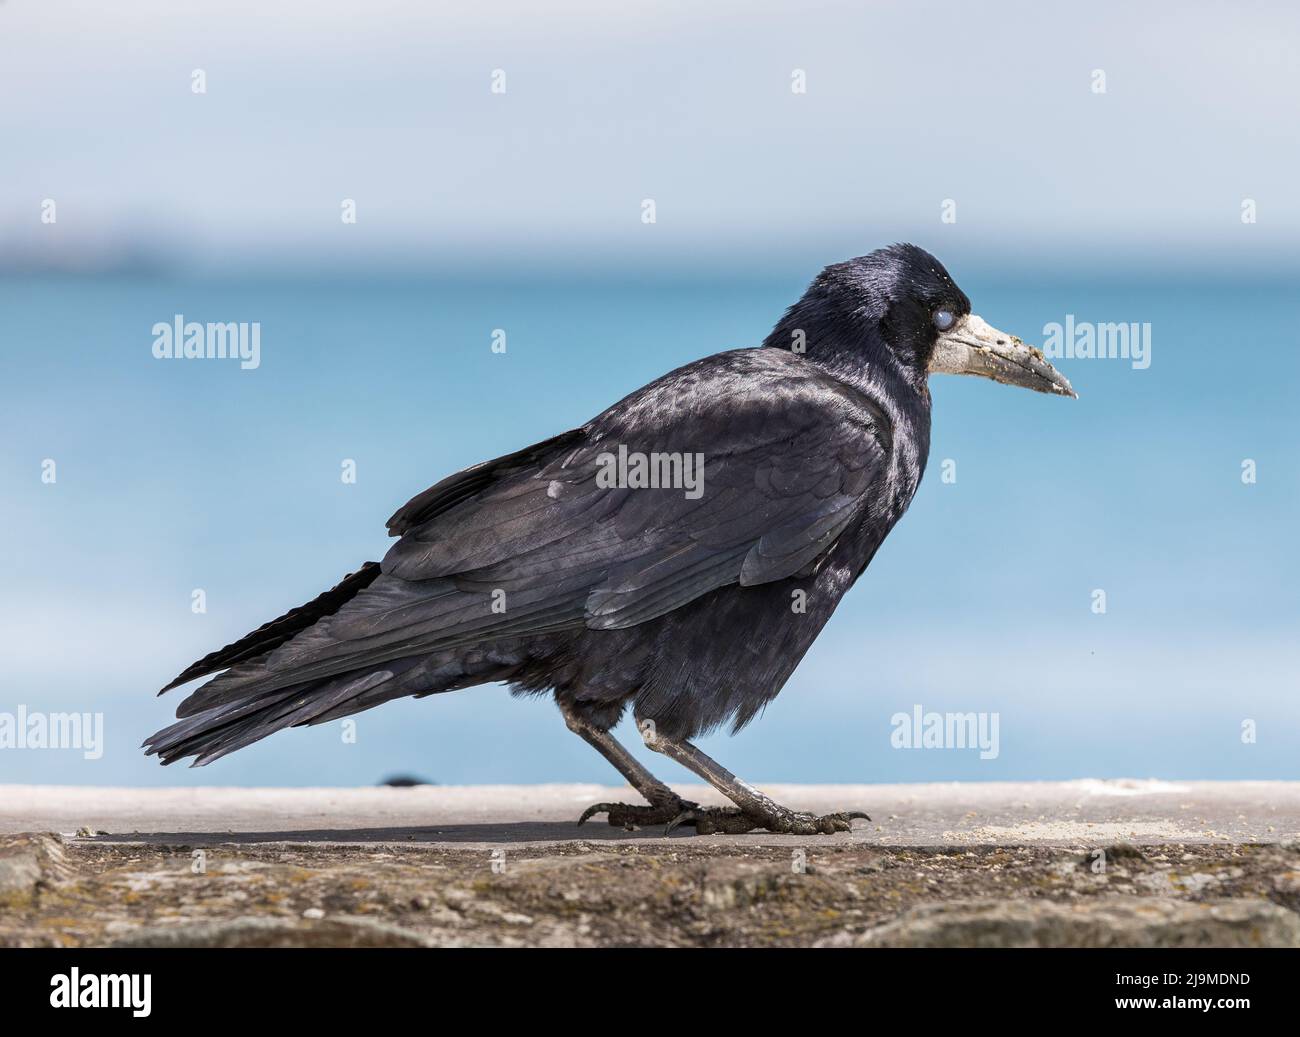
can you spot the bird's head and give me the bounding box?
[766,243,1076,399]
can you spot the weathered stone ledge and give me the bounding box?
[2,782,1298,947]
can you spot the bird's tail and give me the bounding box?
[158,563,384,694]
[143,563,524,767]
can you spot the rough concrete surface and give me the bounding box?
[2,781,1299,947]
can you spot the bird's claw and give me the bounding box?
[578,798,869,835]
[663,808,743,836]
[576,799,699,830]
[665,806,871,836]
[577,802,618,826]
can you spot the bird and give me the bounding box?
[145,243,1075,835]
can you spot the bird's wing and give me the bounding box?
[179,353,893,706]
[383,353,893,629]
[385,427,587,537]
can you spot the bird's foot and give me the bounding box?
[665,805,870,836]
[577,797,700,830]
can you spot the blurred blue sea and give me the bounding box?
[2,268,1296,786]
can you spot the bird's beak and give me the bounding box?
[929,314,1077,398]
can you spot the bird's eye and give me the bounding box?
[933,309,956,332]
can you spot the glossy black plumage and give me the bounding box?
[146,244,967,767]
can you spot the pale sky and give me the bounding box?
[1,0,1296,272]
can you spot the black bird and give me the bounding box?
[146,244,1075,834]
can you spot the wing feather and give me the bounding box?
[179,350,893,707]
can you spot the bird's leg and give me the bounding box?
[644,729,869,835]
[560,701,698,829]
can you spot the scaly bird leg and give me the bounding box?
[643,726,869,835]
[560,701,699,829]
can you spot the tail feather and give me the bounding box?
[146,617,531,767]
[158,562,383,693]
[145,667,406,767]
[147,560,393,766]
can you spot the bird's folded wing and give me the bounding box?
[385,427,587,537]
[179,359,893,706]
[384,366,892,629]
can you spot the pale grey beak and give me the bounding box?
[929,314,1077,398]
